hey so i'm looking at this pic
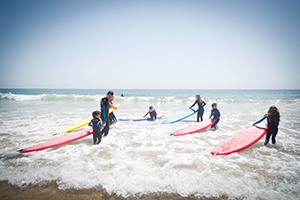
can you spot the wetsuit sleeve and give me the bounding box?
[143,111,150,118]
[88,121,92,127]
[102,104,107,122]
[209,110,213,118]
[190,100,197,108]
[99,122,102,128]
[253,115,267,126]
[203,101,206,106]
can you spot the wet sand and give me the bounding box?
[0,181,231,200]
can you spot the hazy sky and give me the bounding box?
[0,0,299,89]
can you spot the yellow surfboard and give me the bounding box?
[55,103,120,135]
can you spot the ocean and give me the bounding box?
[0,89,299,199]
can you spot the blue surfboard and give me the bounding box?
[161,105,198,124]
[119,115,164,121]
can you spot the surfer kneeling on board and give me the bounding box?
[88,110,103,145]
[190,94,206,122]
[209,103,220,131]
[253,106,280,145]
[144,106,157,121]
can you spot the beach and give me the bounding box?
[0,89,299,199]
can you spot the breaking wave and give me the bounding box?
[0,92,299,104]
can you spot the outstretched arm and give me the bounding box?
[253,115,267,126]
[143,111,150,118]
[190,100,197,108]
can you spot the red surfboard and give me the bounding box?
[18,128,93,153]
[211,122,267,155]
[170,119,215,136]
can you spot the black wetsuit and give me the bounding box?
[190,99,206,122]
[253,114,279,145]
[89,118,102,144]
[109,112,117,126]
[150,109,157,121]
[100,97,110,136]
[108,100,117,126]
[209,108,220,128]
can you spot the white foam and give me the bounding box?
[0,97,299,199]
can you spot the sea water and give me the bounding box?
[0,89,299,199]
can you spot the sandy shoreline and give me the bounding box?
[0,181,231,200]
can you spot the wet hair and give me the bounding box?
[196,94,203,103]
[149,106,153,110]
[107,91,114,96]
[267,106,280,123]
[212,103,217,108]
[92,110,101,118]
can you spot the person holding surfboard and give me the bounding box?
[143,106,157,121]
[209,103,220,130]
[190,94,206,122]
[253,106,280,145]
[88,110,103,144]
[100,91,115,137]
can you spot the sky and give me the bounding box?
[0,0,299,89]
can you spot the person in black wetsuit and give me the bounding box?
[253,106,280,145]
[209,103,220,130]
[143,106,157,121]
[190,94,206,122]
[88,110,103,144]
[100,91,115,137]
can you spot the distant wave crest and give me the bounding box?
[0,92,299,104]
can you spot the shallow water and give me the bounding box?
[0,89,299,199]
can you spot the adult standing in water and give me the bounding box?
[190,94,206,122]
[100,91,115,136]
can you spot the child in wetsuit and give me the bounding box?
[88,110,103,144]
[190,94,206,122]
[253,106,280,145]
[144,106,157,121]
[209,103,220,130]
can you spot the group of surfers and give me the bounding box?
[89,91,280,146]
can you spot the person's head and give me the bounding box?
[107,91,114,100]
[149,106,153,110]
[267,106,280,123]
[212,103,217,109]
[92,110,101,119]
[196,94,203,103]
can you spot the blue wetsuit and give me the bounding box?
[253,114,279,145]
[209,108,220,128]
[100,97,110,136]
[89,119,103,144]
[190,99,206,122]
